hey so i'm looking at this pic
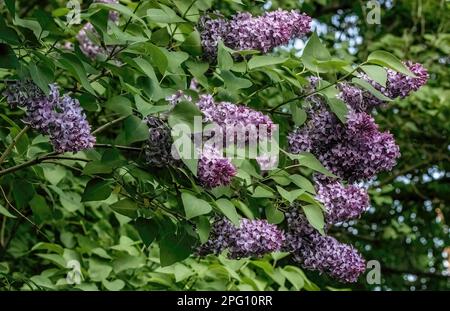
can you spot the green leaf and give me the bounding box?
[57,53,96,95]
[361,64,387,87]
[248,55,288,70]
[82,161,113,175]
[327,98,349,123]
[13,16,43,39]
[93,2,147,28]
[276,186,305,204]
[146,7,185,24]
[352,77,392,101]
[148,44,168,74]
[110,198,138,218]
[195,216,211,244]
[0,204,16,218]
[302,32,331,73]
[281,266,305,290]
[287,152,337,177]
[181,30,202,56]
[123,115,149,144]
[216,198,240,226]
[289,175,316,194]
[252,186,274,198]
[159,228,195,267]
[168,100,203,131]
[181,192,212,219]
[302,204,325,235]
[221,70,252,92]
[102,279,125,291]
[265,205,284,224]
[367,50,415,77]
[105,95,133,116]
[133,218,158,247]
[29,63,54,95]
[218,41,233,71]
[29,194,52,224]
[290,102,307,126]
[81,179,112,202]
[88,259,112,282]
[0,43,18,69]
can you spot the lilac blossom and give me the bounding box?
[284,208,366,283]
[143,116,176,167]
[198,218,285,259]
[197,145,236,188]
[288,108,400,182]
[197,94,276,141]
[338,62,429,112]
[3,82,95,153]
[199,9,311,58]
[316,179,369,225]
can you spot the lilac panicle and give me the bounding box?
[143,116,176,167]
[198,218,285,259]
[338,61,429,112]
[316,179,369,225]
[288,108,400,182]
[199,9,311,59]
[197,94,276,141]
[284,208,366,283]
[197,146,236,188]
[3,81,95,153]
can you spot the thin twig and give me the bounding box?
[269,63,365,113]
[92,116,127,135]
[94,143,141,152]
[0,185,50,241]
[0,126,30,166]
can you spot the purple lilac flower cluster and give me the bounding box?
[284,208,366,283]
[288,107,400,182]
[3,82,95,153]
[198,218,285,259]
[197,145,236,188]
[143,116,177,167]
[316,179,369,225]
[338,61,429,112]
[197,94,276,141]
[199,9,312,59]
[76,0,119,59]
[284,61,427,282]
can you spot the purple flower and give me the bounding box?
[288,108,400,182]
[338,62,429,112]
[316,179,369,225]
[284,208,366,283]
[337,82,384,112]
[198,218,285,259]
[76,23,107,59]
[143,116,177,167]
[382,61,429,99]
[197,94,276,142]
[3,81,95,153]
[197,146,236,188]
[199,9,311,59]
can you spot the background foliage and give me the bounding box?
[0,0,448,291]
